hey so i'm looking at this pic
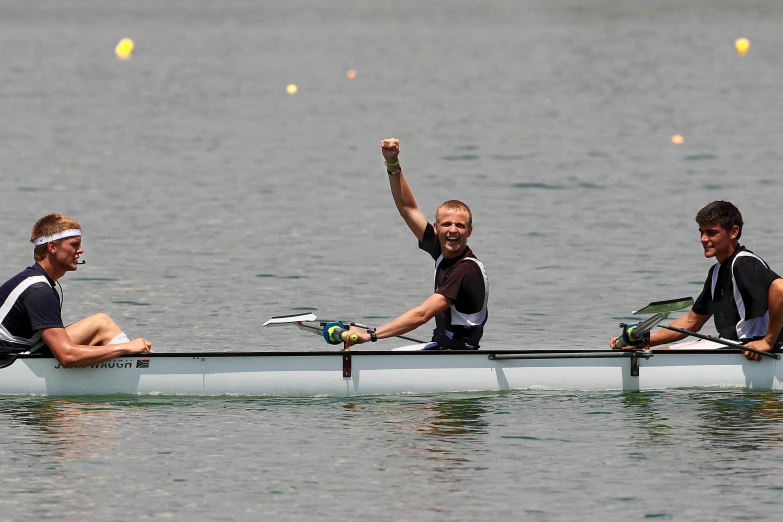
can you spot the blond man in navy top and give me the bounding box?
[345,139,488,349]
[0,214,152,366]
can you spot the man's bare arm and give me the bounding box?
[648,310,711,347]
[41,327,152,368]
[744,278,783,359]
[760,279,783,347]
[381,138,429,241]
[346,293,451,344]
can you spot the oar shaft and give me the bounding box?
[612,313,664,349]
[658,324,780,360]
[348,322,426,344]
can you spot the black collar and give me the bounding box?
[31,263,56,287]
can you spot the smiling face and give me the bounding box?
[434,208,472,258]
[699,222,739,262]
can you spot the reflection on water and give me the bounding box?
[403,398,489,483]
[4,390,783,521]
[693,392,783,452]
[621,392,675,442]
[0,398,141,459]
[621,391,783,452]
[347,396,492,483]
[336,395,489,439]
[415,397,489,439]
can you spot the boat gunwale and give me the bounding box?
[9,347,775,360]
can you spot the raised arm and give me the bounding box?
[381,138,429,242]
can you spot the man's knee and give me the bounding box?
[86,313,120,334]
[97,313,116,326]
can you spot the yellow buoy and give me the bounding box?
[115,38,134,60]
[735,38,750,56]
[671,135,684,145]
[346,70,357,79]
[286,83,298,94]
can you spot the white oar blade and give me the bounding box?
[263,313,318,327]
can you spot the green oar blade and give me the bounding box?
[633,297,694,315]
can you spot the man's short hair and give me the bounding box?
[695,201,743,240]
[31,214,82,261]
[436,200,473,228]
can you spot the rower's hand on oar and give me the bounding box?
[343,327,371,348]
[609,337,649,351]
[129,338,153,354]
[380,138,400,163]
[742,339,773,361]
[609,337,632,350]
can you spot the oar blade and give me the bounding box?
[263,313,318,327]
[633,297,693,315]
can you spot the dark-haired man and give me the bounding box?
[0,213,152,367]
[344,138,488,349]
[611,201,783,360]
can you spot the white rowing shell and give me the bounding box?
[0,348,780,396]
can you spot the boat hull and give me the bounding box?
[0,349,780,396]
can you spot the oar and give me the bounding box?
[262,313,426,344]
[655,324,781,360]
[612,297,695,350]
[612,313,664,349]
[632,297,695,316]
[263,313,318,326]
[613,297,780,360]
[322,322,359,344]
[346,321,426,344]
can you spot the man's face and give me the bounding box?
[699,222,738,259]
[52,237,83,271]
[434,208,472,258]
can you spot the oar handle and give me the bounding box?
[612,335,647,350]
[334,327,359,344]
[613,314,665,350]
[613,322,652,349]
[612,337,628,350]
[323,322,359,345]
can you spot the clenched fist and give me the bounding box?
[381,138,400,163]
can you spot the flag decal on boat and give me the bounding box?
[136,359,150,369]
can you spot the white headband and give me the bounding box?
[33,229,82,247]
